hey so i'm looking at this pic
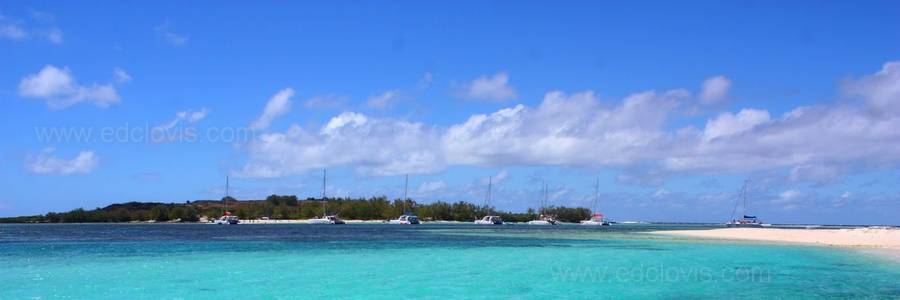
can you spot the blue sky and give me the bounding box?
[2,1,899,224]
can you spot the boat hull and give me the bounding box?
[474,220,503,225]
[581,220,610,226]
[527,220,559,225]
[726,223,767,228]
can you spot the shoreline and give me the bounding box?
[652,227,900,262]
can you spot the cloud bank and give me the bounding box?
[236,61,900,182]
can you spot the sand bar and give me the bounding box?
[653,227,900,250]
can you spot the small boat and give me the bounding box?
[475,176,503,225]
[390,174,420,225]
[528,182,559,225]
[213,176,239,225]
[214,213,240,225]
[727,215,764,227]
[582,179,610,226]
[389,214,420,225]
[726,180,770,227]
[307,169,345,225]
[308,215,345,225]
[475,215,504,225]
[581,213,610,226]
[527,216,559,225]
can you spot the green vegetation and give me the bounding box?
[0,195,591,223]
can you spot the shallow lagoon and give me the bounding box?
[2,223,898,299]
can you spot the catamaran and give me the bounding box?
[213,176,239,225]
[390,174,421,225]
[726,180,768,227]
[307,169,346,225]
[475,176,503,225]
[581,179,610,226]
[528,182,559,225]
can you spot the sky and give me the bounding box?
[1,1,899,224]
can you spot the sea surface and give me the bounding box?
[1,223,898,299]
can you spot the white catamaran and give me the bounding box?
[581,179,610,226]
[726,180,769,227]
[527,182,559,225]
[475,176,503,225]
[213,176,239,225]
[308,169,345,225]
[389,174,420,225]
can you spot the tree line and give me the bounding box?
[0,195,592,223]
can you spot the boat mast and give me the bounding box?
[224,175,229,213]
[730,180,749,221]
[486,176,492,214]
[539,180,545,216]
[741,180,749,217]
[322,169,327,217]
[542,182,547,216]
[403,174,409,214]
[594,178,600,213]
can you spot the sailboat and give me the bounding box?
[581,179,610,226]
[389,174,420,225]
[527,182,559,225]
[726,180,768,227]
[213,176,239,225]
[307,169,345,225]
[475,176,504,225]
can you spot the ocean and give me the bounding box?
[1,223,898,299]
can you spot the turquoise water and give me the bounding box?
[1,224,899,299]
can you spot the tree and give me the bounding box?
[150,205,170,222]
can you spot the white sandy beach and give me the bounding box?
[654,228,900,251]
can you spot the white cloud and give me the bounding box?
[365,89,402,109]
[151,108,209,142]
[25,148,98,175]
[155,21,188,46]
[779,189,800,200]
[237,112,443,177]
[417,72,434,90]
[185,108,208,122]
[113,67,131,83]
[18,65,122,109]
[832,191,852,207]
[303,94,347,109]
[45,27,62,44]
[789,164,840,184]
[250,88,294,130]
[702,108,770,141]
[166,107,208,126]
[653,188,671,198]
[0,23,27,40]
[417,180,447,194]
[442,89,687,166]
[481,169,509,185]
[456,71,517,101]
[844,61,900,113]
[699,75,732,104]
[30,10,55,22]
[1,13,63,44]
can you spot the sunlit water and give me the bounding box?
[1,224,898,299]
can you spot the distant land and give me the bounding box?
[0,195,591,223]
